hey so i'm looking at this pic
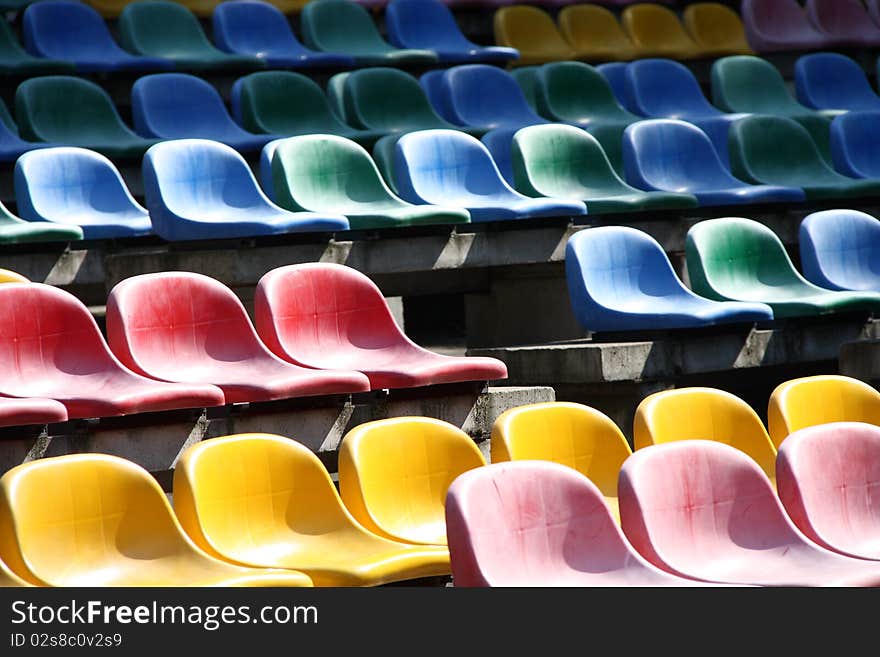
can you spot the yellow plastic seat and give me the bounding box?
[493,5,578,66]
[174,433,452,586]
[0,269,28,283]
[0,558,31,587]
[338,417,486,546]
[558,4,643,62]
[490,401,632,521]
[0,453,313,587]
[634,387,778,483]
[682,2,755,57]
[768,374,880,449]
[621,3,705,60]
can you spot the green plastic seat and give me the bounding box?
[270,134,471,230]
[511,66,541,113]
[0,198,83,244]
[686,216,880,319]
[0,17,74,75]
[371,133,403,194]
[728,115,880,201]
[511,123,698,214]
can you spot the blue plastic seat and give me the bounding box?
[622,119,807,207]
[385,0,519,65]
[212,0,355,69]
[596,62,641,115]
[565,226,774,334]
[419,69,460,125]
[480,127,521,186]
[131,73,279,153]
[798,209,880,292]
[14,147,154,240]
[393,129,587,223]
[830,110,880,179]
[0,96,56,162]
[795,53,880,113]
[143,139,350,241]
[22,0,174,73]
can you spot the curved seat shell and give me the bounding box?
[798,209,880,292]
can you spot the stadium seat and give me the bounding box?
[685,216,880,319]
[622,119,807,207]
[211,0,355,69]
[14,147,153,240]
[740,0,835,53]
[0,195,83,244]
[131,73,277,153]
[596,61,642,115]
[490,401,632,521]
[0,396,68,428]
[368,133,406,192]
[339,417,486,546]
[21,0,174,73]
[255,263,507,390]
[0,268,27,283]
[618,440,880,585]
[14,76,161,160]
[142,138,350,241]
[0,96,60,163]
[557,4,642,62]
[386,0,519,65]
[173,433,452,586]
[117,0,264,72]
[795,53,880,113]
[767,374,880,448]
[620,3,704,60]
[804,0,880,49]
[0,453,313,587]
[165,0,220,18]
[799,209,880,292]
[509,66,540,113]
[269,134,471,229]
[830,111,880,179]
[0,282,225,419]
[0,16,75,75]
[299,0,438,66]
[565,225,773,334]
[492,5,578,66]
[445,460,710,586]
[393,129,587,222]
[508,123,698,214]
[869,0,880,26]
[0,556,31,587]
[681,2,754,57]
[727,115,880,201]
[623,58,750,166]
[633,387,778,483]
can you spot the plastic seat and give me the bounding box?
[596,61,642,115]
[740,0,835,53]
[0,396,68,428]
[0,282,226,419]
[558,4,642,62]
[445,460,709,586]
[173,433,451,586]
[0,197,83,244]
[830,111,880,179]
[339,417,486,546]
[805,0,880,49]
[299,0,438,66]
[15,76,161,160]
[620,3,704,60]
[565,225,773,334]
[493,5,577,66]
[795,53,880,114]
[0,453,312,587]
[622,119,807,207]
[619,440,880,586]
[490,401,632,521]
[682,2,754,57]
[21,0,174,73]
[799,209,880,292]
[0,96,61,163]
[270,134,471,230]
[394,129,587,223]
[131,73,278,153]
[0,268,28,284]
[510,66,540,114]
[509,123,697,214]
[171,0,221,17]
[386,0,519,65]
[728,115,880,201]
[15,147,154,240]
[767,374,880,448]
[255,263,506,389]
[634,387,777,483]
[686,216,880,319]
[117,0,264,72]
[0,16,75,76]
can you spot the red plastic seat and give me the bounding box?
[254,263,508,390]
[106,271,371,403]
[619,440,880,586]
[776,422,880,561]
[0,396,68,426]
[0,282,225,419]
[444,460,709,587]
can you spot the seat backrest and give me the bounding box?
[22,0,123,57]
[625,57,720,117]
[711,55,804,114]
[595,61,641,115]
[740,0,828,50]
[118,0,216,56]
[536,60,637,123]
[799,209,880,291]
[339,416,487,545]
[558,4,635,54]
[830,110,880,178]
[0,12,41,60]
[493,5,573,56]
[805,0,878,40]
[794,52,878,112]
[385,0,471,50]
[300,0,389,51]
[213,0,301,55]
[621,2,699,51]
[682,2,752,53]
[231,71,343,134]
[343,67,448,130]
[510,66,540,113]
[442,63,545,128]
[131,73,236,138]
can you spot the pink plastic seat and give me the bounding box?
[777,422,880,561]
[619,440,880,586]
[805,0,880,48]
[0,282,225,419]
[0,396,67,426]
[741,0,836,52]
[444,460,709,587]
[254,263,508,390]
[106,272,371,403]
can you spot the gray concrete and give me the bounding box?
[839,338,880,385]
